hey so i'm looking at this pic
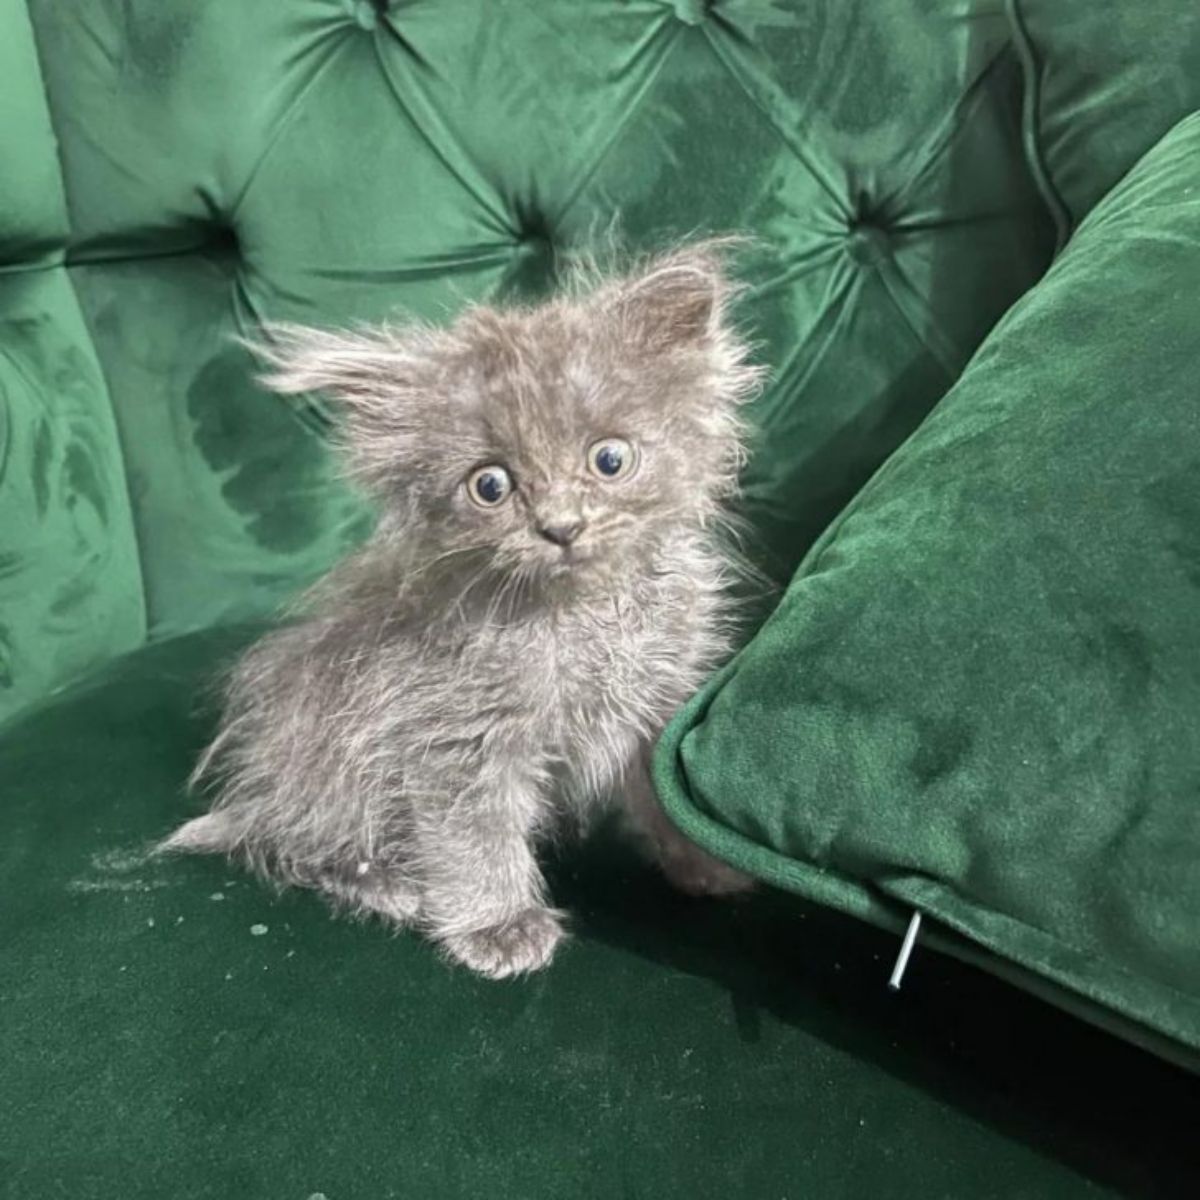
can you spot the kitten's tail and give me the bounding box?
[155,812,238,857]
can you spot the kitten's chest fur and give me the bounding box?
[475,541,730,788]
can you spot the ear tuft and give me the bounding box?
[611,238,746,348]
[233,320,447,496]
[239,322,411,401]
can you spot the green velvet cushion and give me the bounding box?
[14,0,1052,670]
[3,628,1199,1197]
[1011,0,1200,236]
[655,111,1200,1069]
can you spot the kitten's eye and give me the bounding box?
[466,465,513,508]
[587,437,637,481]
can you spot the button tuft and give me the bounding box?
[671,0,710,27]
[845,222,891,268]
[343,0,379,31]
[501,231,557,302]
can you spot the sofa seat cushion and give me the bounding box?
[3,627,1198,1197]
[655,111,1200,1070]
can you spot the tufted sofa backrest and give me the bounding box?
[2,0,1056,723]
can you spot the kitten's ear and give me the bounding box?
[606,241,767,422]
[610,241,741,349]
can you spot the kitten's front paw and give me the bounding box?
[442,908,566,980]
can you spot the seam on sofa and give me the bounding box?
[0,252,65,277]
[65,244,228,270]
[886,874,1200,1032]
[880,37,1012,214]
[4,245,229,275]
[701,20,847,217]
[550,18,686,229]
[1005,0,1072,251]
[225,25,359,228]
[876,257,963,380]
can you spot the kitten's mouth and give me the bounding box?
[543,546,593,575]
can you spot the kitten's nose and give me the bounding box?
[537,519,585,547]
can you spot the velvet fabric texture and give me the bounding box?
[5,1,1200,1191]
[2,0,1055,724]
[1010,0,1200,236]
[2,629,1198,1198]
[656,111,1200,1069]
[0,2,145,718]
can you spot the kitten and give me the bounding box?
[162,241,765,979]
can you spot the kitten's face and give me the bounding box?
[258,244,762,591]
[422,304,741,586]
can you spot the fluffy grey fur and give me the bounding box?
[162,241,765,978]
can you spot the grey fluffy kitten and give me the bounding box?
[163,242,764,978]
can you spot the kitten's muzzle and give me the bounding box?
[537,519,586,547]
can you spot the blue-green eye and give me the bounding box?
[587,437,636,481]
[467,464,512,507]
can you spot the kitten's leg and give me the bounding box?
[414,771,565,980]
[621,758,756,897]
[314,864,422,928]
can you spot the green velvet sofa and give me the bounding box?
[3,2,1199,1196]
